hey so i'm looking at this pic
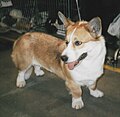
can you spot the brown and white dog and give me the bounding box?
[11,12,106,109]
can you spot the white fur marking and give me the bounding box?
[69,22,82,41]
[16,70,26,88]
[89,89,104,98]
[69,27,77,41]
[24,67,33,80]
[32,59,45,76]
[72,97,84,109]
[34,65,44,76]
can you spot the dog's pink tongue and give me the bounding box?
[67,61,79,70]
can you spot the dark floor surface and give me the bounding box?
[0,44,120,117]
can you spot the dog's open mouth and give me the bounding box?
[67,61,79,70]
[67,52,87,70]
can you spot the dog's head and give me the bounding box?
[58,12,102,70]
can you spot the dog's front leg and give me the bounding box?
[65,80,84,109]
[89,81,104,98]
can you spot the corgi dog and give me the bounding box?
[11,12,106,109]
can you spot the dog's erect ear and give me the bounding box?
[86,17,102,38]
[58,11,74,28]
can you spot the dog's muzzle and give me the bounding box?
[61,55,68,62]
[61,52,87,70]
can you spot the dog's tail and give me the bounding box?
[24,66,33,80]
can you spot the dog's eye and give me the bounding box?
[74,41,82,46]
[65,41,69,45]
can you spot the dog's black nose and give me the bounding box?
[61,55,68,62]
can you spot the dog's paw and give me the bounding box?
[72,97,84,109]
[16,81,26,88]
[35,69,45,76]
[90,89,104,98]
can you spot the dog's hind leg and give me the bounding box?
[89,81,104,98]
[17,65,32,88]
[24,66,33,80]
[16,70,27,88]
[34,65,44,76]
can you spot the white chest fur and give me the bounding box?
[69,37,106,86]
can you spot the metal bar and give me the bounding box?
[76,0,81,20]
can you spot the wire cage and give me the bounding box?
[0,0,80,35]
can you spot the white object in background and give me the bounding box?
[1,0,12,7]
[107,13,120,39]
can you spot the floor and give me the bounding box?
[0,42,120,117]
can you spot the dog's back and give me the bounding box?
[11,32,65,78]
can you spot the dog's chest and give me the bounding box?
[77,80,95,86]
[71,71,98,87]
